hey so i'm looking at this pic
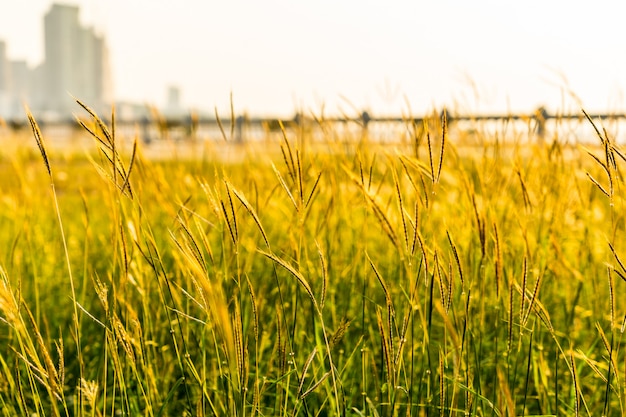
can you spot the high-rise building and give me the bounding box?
[0,41,10,117]
[0,41,8,90]
[165,85,183,116]
[43,3,111,117]
[0,3,112,119]
[42,4,80,114]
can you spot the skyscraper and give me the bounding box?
[0,3,112,119]
[0,41,10,117]
[42,3,111,117]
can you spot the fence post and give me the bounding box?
[361,110,371,137]
[187,109,199,140]
[235,114,245,143]
[534,106,549,140]
[141,115,152,144]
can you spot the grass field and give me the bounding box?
[0,105,625,416]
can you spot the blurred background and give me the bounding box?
[1,0,625,123]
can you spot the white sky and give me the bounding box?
[1,0,625,117]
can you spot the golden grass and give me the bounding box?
[1,105,626,415]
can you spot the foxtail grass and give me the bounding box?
[2,104,626,415]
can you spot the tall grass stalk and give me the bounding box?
[3,104,626,415]
[26,106,82,413]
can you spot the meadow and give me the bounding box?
[0,104,625,416]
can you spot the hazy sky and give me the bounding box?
[1,0,625,116]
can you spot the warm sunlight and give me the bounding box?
[1,0,624,118]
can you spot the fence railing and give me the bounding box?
[2,106,624,142]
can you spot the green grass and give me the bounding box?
[0,105,625,416]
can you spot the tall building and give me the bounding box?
[0,41,10,117]
[165,85,183,116]
[42,3,111,117]
[0,3,112,119]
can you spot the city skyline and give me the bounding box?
[1,1,626,118]
[0,3,111,120]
